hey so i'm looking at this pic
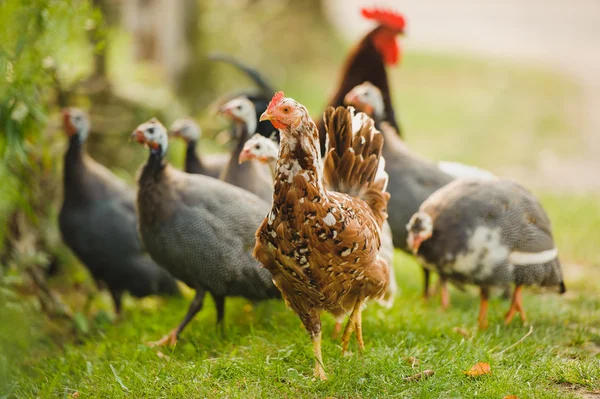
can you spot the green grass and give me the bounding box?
[3,49,600,398]
[2,249,599,398]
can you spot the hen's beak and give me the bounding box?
[259,111,272,122]
[238,148,252,164]
[130,129,145,144]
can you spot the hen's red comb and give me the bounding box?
[267,91,285,113]
[361,8,406,31]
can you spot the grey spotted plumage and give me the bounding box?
[59,109,180,314]
[134,119,280,344]
[407,178,565,327]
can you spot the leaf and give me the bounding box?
[404,370,434,382]
[503,396,518,399]
[463,362,491,377]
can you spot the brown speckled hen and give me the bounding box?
[254,93,390,380]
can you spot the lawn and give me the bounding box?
[1,50,599,398]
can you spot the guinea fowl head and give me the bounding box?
[259,91,308,132]
[169,118,201,142]
[361,7,406,66]
[239,133,279,164]
[131,118,169,156]
[62,108,90,143]
[344,82,385,120]
[219,96,258,135]
[406,212,433,254]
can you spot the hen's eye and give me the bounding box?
[282,107,290,114]
[237,105,242,110]
[74,116,81,121]
[147,127,154,135]
[255,144,261,150]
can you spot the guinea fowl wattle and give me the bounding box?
[407,178,566,328]
[169,118,228,178]
[132,118,280,346]
[58,109,180,314]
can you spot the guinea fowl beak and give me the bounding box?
[238,148,252,164]
[130,129,145,144]
[219,104,235,118]
[410,235,424,254]
[344,92,359,106]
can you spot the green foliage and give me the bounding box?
[0,0,99,258]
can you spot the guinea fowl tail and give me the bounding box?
[322,106,390,228]
[208,52,275,98]
[157,270,181,296]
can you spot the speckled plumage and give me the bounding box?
[254,99,390,379]
[59,112,180,314]
[134,119,280,342]
[413,178,564,288]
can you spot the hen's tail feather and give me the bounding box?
[323,106,390,227]
[208,52,275,97]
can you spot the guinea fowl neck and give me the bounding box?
[141,149,166,183]
[63,136,85,192]
[185,140,203,173]
[228,124,251,170]
[275,115,326,197]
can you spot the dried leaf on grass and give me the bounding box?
[404,370,435,382]
[502,395,518,399]
[463,362,491,377]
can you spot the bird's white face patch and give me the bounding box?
[243,133,279,163]
[170,118,200,141]
[451,226,509,278]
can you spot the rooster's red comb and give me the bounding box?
[267,91,285,113]
[361,7,406,31]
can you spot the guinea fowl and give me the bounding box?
[314,8,406,153]
[254,93,390,380]
[168,118,228,178]
[209,53,277,139]
[59,108,180,314]
[407,178,566,328]
[239,132,397,335]
[218,97,274,202]
[132,118,280,346]
[345,82,495,180]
